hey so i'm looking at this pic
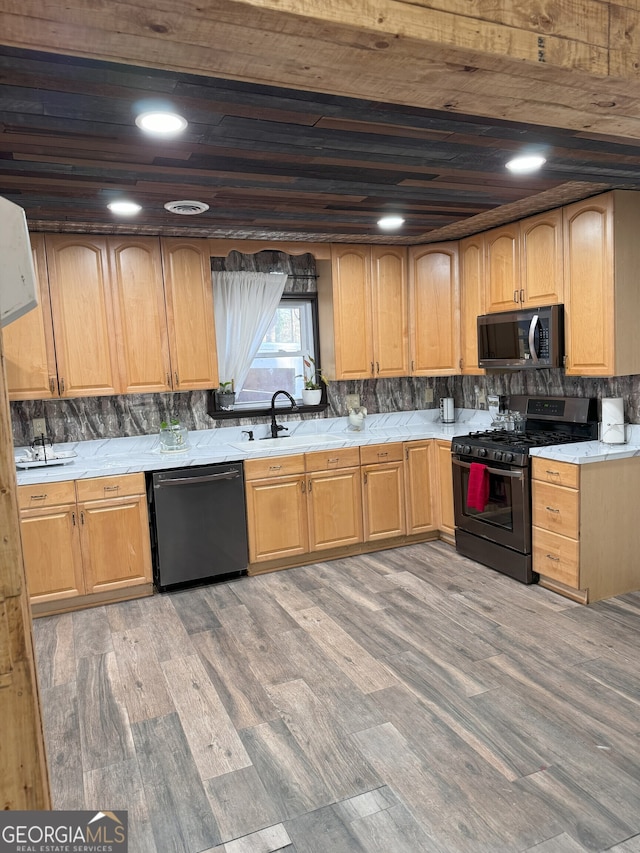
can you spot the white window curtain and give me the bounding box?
[212,271,287,393]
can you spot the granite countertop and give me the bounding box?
[14,409,492,486]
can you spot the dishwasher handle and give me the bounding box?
[155,470,241,487]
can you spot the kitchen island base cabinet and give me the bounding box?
[532,456,640,603]
[18,474,153,616]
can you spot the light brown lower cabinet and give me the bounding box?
[306,448,363,550]
[361,443,406,541]
[18,473,153,612]
[433,439,455,538]
[244,449,363,564]
[244,455,309,563]
[245,439,451,571]
[404,440,437,535]
[532,456,640,603]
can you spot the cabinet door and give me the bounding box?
[408,243,459,375]
[20,505,84,602]
[330,245,373,379]
[459,234,485,375]
[162,238,219,390]
[307,467,363,550]
[520,209,563,307]
[5,233,59,400]
[79,494,153,593]
[362,461,406,541]
[45,234,121,396]
[563,196,614,375]
[370,246,408,377]
[109,237,172,393]
[245,476,308,562]
[485,224,520,313]
[404,441,436,535]
[434,439,455,536]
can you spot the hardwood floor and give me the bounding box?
[33,542,640,853]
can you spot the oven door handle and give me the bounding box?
[528,314,540,364]
[452,458,524,478]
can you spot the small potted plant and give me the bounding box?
[215,379,236,411]
[159,417,189,452]
[297,355,327,406]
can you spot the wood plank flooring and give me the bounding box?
[33,542,640,853]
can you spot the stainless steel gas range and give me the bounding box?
[452,396,598,584]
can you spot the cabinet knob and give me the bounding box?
[174,371,180,386]
[513,290,519,303]
[49,377,56,395]
[60,378,65,394]
[300,480,306,493]
[545,553,560,561]
[520,288,525,303]
[545,506,560,513]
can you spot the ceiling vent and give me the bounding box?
[164,200,210,215]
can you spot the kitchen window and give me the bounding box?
[234,295,320,408]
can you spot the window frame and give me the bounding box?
[207,293,328,420]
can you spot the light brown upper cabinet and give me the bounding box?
[484,223,520,313]
[161,238,219,390]
[408,243,459,376]
[327,244,407,379]
[519,208,563,307]
[459,234,485,375]
[45,234,122,397]
[110,237,172,394]
[563,191,640,376]
[4,234,59,401]
[7,235,219,400]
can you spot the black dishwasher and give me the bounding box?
[149,462,248,591]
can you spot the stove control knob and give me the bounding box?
[463,445,471,455]
[477,447,487,458]
[494,451,503,461]
[504,452,514,463]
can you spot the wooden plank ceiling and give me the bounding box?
[0,45,634,242]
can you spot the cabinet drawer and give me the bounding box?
[244,454,305,481]
[360,443,404,465]
[76,472,146,502]
[533,527,580,588]
[18,481,76,509]
[305,446,360,472]
[532,458,579,489]
[532,481,579,539]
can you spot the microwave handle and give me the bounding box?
[528,314,539,364]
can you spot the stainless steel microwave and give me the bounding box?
[477,304,564,369]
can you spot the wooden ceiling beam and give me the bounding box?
[1,1,640,144]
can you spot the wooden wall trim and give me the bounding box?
[0,329,51,809]
[209,239,332,259]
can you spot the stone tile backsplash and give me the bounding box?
[11,371,640,446]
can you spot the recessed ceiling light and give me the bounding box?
[135,111,188,135]
[107,200,142,216]
[505,154,547,174]
[377,215,405,230]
